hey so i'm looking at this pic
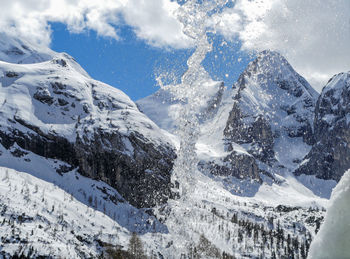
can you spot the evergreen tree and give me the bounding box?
[128,233,146,259]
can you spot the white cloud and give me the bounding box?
[122,0,192,48]
[1,0,348,90]
[0,0,192,49]
[213,0,350,91]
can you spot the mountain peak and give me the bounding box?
[322,71,350,93]
[222,50,318,175]
[0,32,54,64]
[240,50,298,80]
[257,49,285,60]
[234,50,318,100]
[295,70,350,182]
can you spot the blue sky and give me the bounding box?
[2,0,348,94]
[50,22,253,100]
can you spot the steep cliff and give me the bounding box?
[295,72,350,181]
[0,44,176,208]
[207,50,318,180]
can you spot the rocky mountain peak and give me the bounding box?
[236,50,317,100]
[295,71,350,181]
[0,37,176,208]
[219,50,318,180]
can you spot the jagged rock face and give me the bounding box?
[295,72,350,181]
[200,151,261,181]
[225,105,274,163]
[222,50,318,179]
[0,52,176,208]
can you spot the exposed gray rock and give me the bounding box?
[33,87,54,105]
[295,72,350,181]
[220,50,318,180]
[0,53,176,208]
[201,151,262,182]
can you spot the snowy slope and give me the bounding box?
[0,33,339,258]
[143,168,329,258]
[137,79,225,132]
[0,32,54,64]
[0,166,130,258]
[0,42,176,208]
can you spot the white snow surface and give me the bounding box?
[0,166,129,258]
[0,32,54,64]
[137,79,224,132]
[0,49,173,149]
[0,34,338,257]
[308,169,350,259]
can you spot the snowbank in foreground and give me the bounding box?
[308,169,350,258]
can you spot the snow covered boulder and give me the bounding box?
[308,169,350,258]
[295,72,350,181]
[0,43,176,208]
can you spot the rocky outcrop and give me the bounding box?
[201,151,261,181]
[295,72,350,181]
[224,106,274,163]
[74,128,175,207]
[220,50,318,180]
[0,52,176,208]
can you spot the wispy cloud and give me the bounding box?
[1,0,349,90]
[0,0,192,49]
[211,0,350,91]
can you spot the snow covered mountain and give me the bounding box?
[139,50,319,183]
[0,32,54,64]
[0,33,345,258]
[137,79,225,132]
[0,36,176,208]
[216,50,317,182]
[295,71,350,182]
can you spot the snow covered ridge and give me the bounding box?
[0,166,164,258]
[0,32,54,64]
[0,38,176,208]
[139,50,321,183]
[308,169,350,258]
[0,34,344,258]
[219,50,318,181]
[295,71,350,181]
